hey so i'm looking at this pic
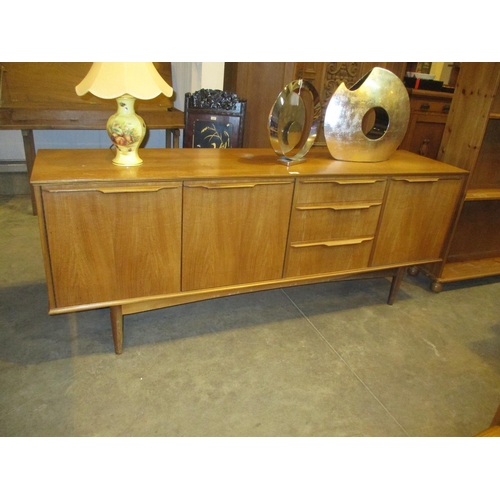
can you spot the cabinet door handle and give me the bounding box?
[393,177,440,183]
[46,185,180,194]
[297,202,381,211]
[97,186,180,193]
[185,181,292,189]
[291,237,373,248]
[301,179,382,185]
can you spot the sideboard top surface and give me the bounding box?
[31,148,468,185]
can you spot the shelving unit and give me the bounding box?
[419,63,500,291]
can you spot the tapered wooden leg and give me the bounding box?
[387,267,406,305]
[22,129,37,215]
[110,306,124,354]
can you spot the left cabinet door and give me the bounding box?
[41,183,182,309]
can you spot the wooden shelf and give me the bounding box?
[489,113,500,120]
[440,257,500,283]
[465,188,500,201]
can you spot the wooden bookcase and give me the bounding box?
[418,62,500,290]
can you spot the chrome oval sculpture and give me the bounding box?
[324,67,410,162]
[268,79,321,165]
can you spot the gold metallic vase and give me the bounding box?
[324,67,410,162]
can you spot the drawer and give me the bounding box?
[285,238,374,277]
[295,178,386,204]
[410,99,451,115]
[289,201,382,242]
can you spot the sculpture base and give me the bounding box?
[277,157,307,167]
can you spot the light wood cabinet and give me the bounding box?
[31,148,467,353]
[418,63,500,290]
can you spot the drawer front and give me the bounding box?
[295,178,386,204]
[286,178,386,277]
[410,99,451,115]
[285,238,374,277]
[289,202,382,242]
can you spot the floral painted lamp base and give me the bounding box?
[107,94,146,166]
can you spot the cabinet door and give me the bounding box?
[371,176,463,266]
[407,120,446,159]
[42,183,182,308]
[182,179,294,290]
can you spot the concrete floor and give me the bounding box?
[1,194,499,437]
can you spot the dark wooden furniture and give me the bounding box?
[31,147,467,354]
[0,62,184,213]
[183,89,246,148]
[417,63,500,290]
[399,89,452,160]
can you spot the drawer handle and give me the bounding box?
[297,202,381,211]
[291,237,373,248]
[302,179,382,185]
[443,104,450,112]
[46,185,180,194]
[185,181,291,189]
[420,103,431,111]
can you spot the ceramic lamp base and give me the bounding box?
[107,94,146,167]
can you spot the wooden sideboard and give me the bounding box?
[31,148,467,354]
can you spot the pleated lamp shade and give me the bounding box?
[75,62,173,99]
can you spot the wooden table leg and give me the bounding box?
[166,128,181,148]
[173,128,180,148]
[387,267,406,305]
[21,129,37,215]
[110,305,124,354]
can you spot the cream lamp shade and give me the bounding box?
[76,62,173,166]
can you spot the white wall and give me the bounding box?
[0,62,225,163]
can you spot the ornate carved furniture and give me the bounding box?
[0,62,183,213]
[31,147,467,354]
[183,89,246,148]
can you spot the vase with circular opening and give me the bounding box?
[323,67,410,162]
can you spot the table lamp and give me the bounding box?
[76,62,173,166]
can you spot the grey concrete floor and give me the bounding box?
[1,194,499,436]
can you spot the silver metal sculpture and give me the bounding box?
[324,67,410,162]
[268,79,321,165]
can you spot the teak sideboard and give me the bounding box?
[31,148,467,354]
